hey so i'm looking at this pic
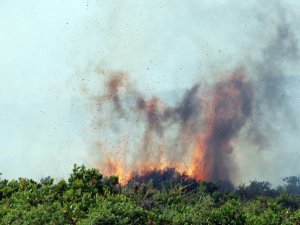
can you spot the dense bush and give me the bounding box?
[79,195,147,225]
[1,165,300,224]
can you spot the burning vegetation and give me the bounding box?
[89,68,253,184]
[81,5,298,185]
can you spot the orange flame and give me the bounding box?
[94,68,252,184]
[192,69,252,181]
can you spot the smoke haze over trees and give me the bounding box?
[0,0,300,188]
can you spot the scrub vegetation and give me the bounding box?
[1,165,300,225]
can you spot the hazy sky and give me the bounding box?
[1,0,300,184]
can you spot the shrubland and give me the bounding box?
[1,165,300,225]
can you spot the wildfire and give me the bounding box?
[92,68,253,184]
[192,70,252,181]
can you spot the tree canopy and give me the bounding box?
[1,165,300,224]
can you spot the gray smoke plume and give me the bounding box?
[247,3,300,148]
[81,1,300,185]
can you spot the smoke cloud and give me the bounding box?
[79,1,300,185]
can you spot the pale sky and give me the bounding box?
[1,0,300,184]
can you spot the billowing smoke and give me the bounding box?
[191,69,252,181]
[245,3,299,149]
[79,1,299,185]
[84,68,254,183]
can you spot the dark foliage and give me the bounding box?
[1,165,300,224]
[127,168,199,192]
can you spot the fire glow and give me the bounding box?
[78,5,298,185]
[88,68,253,184]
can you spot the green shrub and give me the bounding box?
[209,199,246,225]
[79,194,147,225]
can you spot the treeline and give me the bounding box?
[1,165,300,224]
